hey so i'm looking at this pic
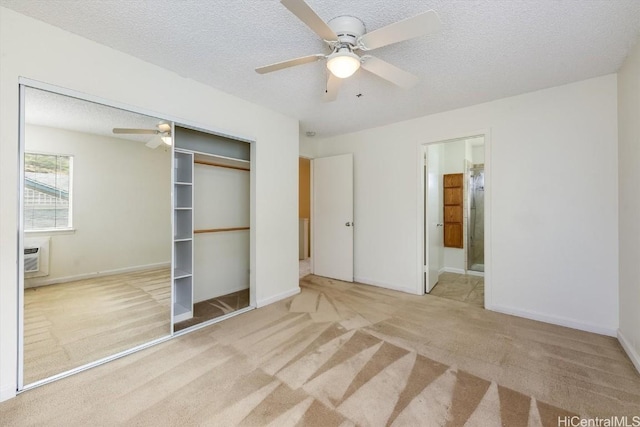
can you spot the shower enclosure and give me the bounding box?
[468,165,485,272]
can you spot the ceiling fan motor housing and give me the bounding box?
[328,16,366,47]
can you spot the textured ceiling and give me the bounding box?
[4,0,640,137]
[25,87,164,144]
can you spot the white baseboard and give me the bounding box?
[24,262,171,288]
[618,330,640,374]
[257,287,300,308]
[486,303,617,337]
[442,267,466,275]
[0,383,16,402]
[195,285,249,304]
[466,270,484,277]
[354,277,421,296]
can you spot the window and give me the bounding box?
[24,152,73,231]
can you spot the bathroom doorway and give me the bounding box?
[422,135,488,308]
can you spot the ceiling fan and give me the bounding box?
[112,122,172,149]
[255,0,441,101]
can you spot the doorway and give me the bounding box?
[422,135,488,308]
[299,157,311,278]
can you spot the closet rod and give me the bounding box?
[194,227,250,234]
[194,159,250,172]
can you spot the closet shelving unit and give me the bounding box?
[173,149,194,323]
[172,125,253,330]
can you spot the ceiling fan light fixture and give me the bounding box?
[327,49,361,79]
[160,133,172,146]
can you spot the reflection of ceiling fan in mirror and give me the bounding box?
[112,122,172,149]
[255,0,441,101]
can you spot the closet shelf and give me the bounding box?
[174,269,192,279]
[173,303,192,323]
[173,149,194,325]
[194,227,249,234]
[194,159,250,172]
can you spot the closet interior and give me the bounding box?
[172,126,251,331]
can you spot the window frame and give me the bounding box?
[23,151,74,233]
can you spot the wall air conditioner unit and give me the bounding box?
[24,246,40,273]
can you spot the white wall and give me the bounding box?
[0,7,299,401]
[315,74,619,336]
[618,36,640,372]
[193,163,250,302]
[442,140,466,272]
[472,145,485,164]
[443,139,466,174]
[299,133,316,159]
[24,125,171,286]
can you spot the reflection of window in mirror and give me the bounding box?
[24,152,73,231]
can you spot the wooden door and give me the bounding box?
[443,173,463,248]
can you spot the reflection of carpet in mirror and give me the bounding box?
[174,289,249,331]
[23,267,171,384]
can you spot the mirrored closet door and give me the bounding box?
[20,87,172,386]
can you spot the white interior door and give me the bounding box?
[426,144,444,292]
[313,153,354,282]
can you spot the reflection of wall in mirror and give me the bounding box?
[24,124,171,287]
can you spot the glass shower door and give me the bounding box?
[468,166,485,272]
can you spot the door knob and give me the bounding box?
[345,222,353,227]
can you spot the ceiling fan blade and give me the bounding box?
[113,128,158,135]
[358,10,441,51]
[323,72,342,102]
[280,0,337,41]
[361,56,419,88]
[256,54,324,74]
[145,135,163,149]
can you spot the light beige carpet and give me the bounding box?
[3,275,639,426]
[23,268,171,384]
